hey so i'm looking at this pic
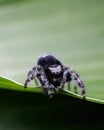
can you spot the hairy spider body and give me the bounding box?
[37,55,64,87]
[24,54,86,99]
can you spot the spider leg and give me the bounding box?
[63,66,71,90]
[63,67,86,99]
[70,70,86,99]
[24,66,37,88]
[36,66,55,97]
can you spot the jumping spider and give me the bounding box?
[24,54,86,99]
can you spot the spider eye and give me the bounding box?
[49,65,62,74]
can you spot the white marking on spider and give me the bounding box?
[49,65,62,74]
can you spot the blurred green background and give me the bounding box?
[0,0,104,100]
[0,0,104,130]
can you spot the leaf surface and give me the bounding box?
[0,76,104,130]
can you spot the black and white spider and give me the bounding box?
[24,54,86,99]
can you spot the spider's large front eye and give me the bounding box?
[49,65,62,74]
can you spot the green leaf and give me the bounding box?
[0,76,104,130]
[0,76,41,93]
[0,76,104,104]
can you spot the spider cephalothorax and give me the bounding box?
[45,64,63,86]
[24,54,86,99]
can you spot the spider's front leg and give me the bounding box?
[36,66,55,97]
[24,66,37,88]
[63,67,71,90]
[64,67,86,99]
[71,71,86,99]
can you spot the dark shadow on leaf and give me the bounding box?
[0,88,104,130]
